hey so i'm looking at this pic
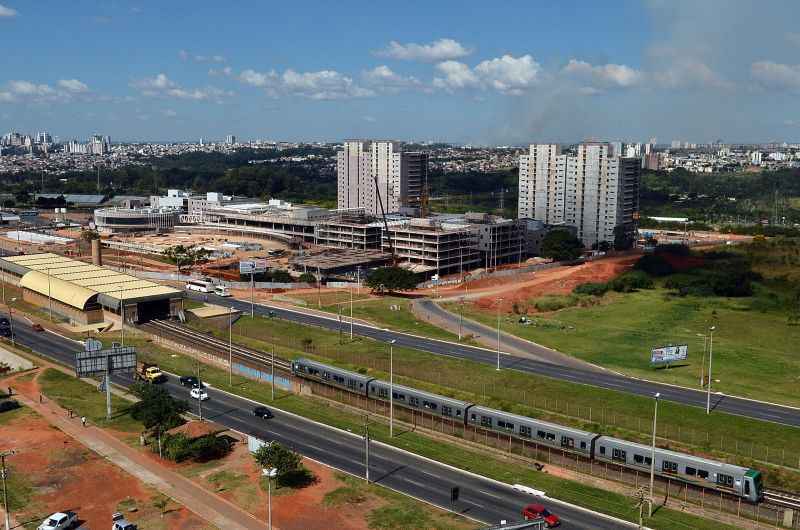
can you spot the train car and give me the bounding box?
[367,380,472,420]
[466,405,599,457]
[594,436,763,501]
[292,358,372,396]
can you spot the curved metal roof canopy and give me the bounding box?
[20,270,99,310]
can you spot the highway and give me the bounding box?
[2,313,632,529]
[188,291,800,428]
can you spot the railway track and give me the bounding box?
[764,489,800,510]
[141,319,293,372]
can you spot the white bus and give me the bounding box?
[185,278,214,293]
[214,284,231,297]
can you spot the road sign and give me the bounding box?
[239,259,267,275]
[84,338,103,352]
[651,344,688,365]
[75,346,136,377]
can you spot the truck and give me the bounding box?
[136,362,166,383]
[37,511,78,530]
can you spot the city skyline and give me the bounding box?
[2,1,800,144]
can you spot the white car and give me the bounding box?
[38,512,78,530]
[190,387,209,401]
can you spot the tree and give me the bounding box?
[164,245,211,273]
[152,495,169,518]
[364,267,418,294]
[252,442,302,478]
[613,225,635,250]
[540,230,584,261]
[298,272,317,284]
[80,229,100,242]
[130,383,188,432]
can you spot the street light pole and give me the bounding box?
[699,333,707,387]
[7,299,15,347]
[1,449,15,530]
[389,339,396,437]
[496,298,503,370]
[364,420,370,483]
[262,467,277,530]
[648,392,660,517]
[458,297,464,341]
[706,326,716,414]
[228,306,233,387]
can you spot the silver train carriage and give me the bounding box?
[466,405,598,457]
[292,358,373,396]
[594,436,763,502]
[367,379,473,420]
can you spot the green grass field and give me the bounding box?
[449,283,800,408]
[130,330,741,530]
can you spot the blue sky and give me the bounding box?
[2,0,800,144]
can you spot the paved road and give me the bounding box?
[2,313,631,529]
[189,291,800,428]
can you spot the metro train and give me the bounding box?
[291,357,764,502]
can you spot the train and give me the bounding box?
[291,357,764,502]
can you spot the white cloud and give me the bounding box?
[363,115,377,123]
[57,79,89,93]
[0,3,17,17]
[238,68,373,100]
[362,65,421,92]
[433,54,541,95]
[375,38,471,62]
[562,59,642,88]
[179,50,226,63]
[433,61,480,91]
[209,66,233,77]
[8,80,54,96]
[132,73,233,101]
[162,109,178,118]
[786,32,800,47]
[0,91,14,103]
[652,58,732,89]
[751,61,800,90]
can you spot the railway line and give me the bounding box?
[140,319,800,516]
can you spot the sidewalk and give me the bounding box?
[7,373,269,530]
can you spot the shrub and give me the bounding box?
[533,295,579,312]
[298,272,317,284]
[608,271,654,292]
[655,244,690,256]
[634,254,674,276]
[573,282,609,297]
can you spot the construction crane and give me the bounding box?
[373,175,396,265]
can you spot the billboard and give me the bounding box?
[75,345,136,377]
[239,259,267,275]
[650,344,688,365]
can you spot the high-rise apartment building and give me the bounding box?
[226,135,236,145]
[336,140,426,216]
[518,142,641,248]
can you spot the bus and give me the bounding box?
[185,278,214,293]
[214,285,231,297]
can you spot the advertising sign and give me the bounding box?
[239,259,267,275]
[75,346,136,377]
[650,344,688,365]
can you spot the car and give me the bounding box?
[0,399,20,413]
[179,375,199,387]
[522,504,560,527]
[190,387,209,401]
[253,406,273,419]
[0,317,10,327]
[112,512,138,530]
[37,511,78,530]
[31,323,44,332]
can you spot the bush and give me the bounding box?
[634,254,674,276]
[160,433,232,462]
[573,282,609,297]
[533,295,579,312]
[298,272,317,284]
[608,271,654,292]
[655,244,690,256]
[540,230,584,261]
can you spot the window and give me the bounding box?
[600,446,606,455]
[456,409,462,417]
[409,397,419,407]
[480,416,493,428]
[519,426,532,438]
[662,460,678,474]
[685,467,696,476]
[442,406,453,417]
[717,474,734,488]
[745,481,751,495]
[697,470,709,479]
[634,454,644,464]
[561,436,575,448]
[580,441,586,449]
[497,420,514,431]
[470,414,477,422]
[546,432,555,441]
[537,430,547,439]
[612,449,627,462]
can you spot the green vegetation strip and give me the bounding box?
[182,314,800,490]
[131,332,739,530]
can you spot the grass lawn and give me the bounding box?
[129,336,740,530]
[38,368,143,432]
[288,292,462,342]
[449,285,800,408]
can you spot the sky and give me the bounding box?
[2,0,800,145]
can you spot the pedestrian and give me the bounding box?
[7,386,11,396]
[39,393,43,403]
[81,416,86,427]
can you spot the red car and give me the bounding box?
[522,503,560,527]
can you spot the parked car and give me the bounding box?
[31,323,44,332]
[522,504,560,527]
[0,399,20,413]
[111,512,138,530]
[37,511,78,530]
[179,375,199,387]
[190,387,209,401]
[253,406,273,419]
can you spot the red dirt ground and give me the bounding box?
[0,371,208,529]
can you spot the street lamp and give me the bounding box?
[458,297,464,341]
[7,298,16,347]
[648,392,660,517]
[696,332,708,387]
[495,298,503,370]
[228,306,233,386]
[706,326,716,415]
[388,339,396,437]
[262,467,278,530]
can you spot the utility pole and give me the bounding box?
[706,326,716,414]
[389,339,396,437]
[228,306,233,387]
[1,449,15,530]
[699,333,708,387]
[196,356,203,421]
[250,271,255,318]
[271,344,275,401]
[495,298,503,370]
[47,267,52,321]
[649,392,660,517]
[364,418,370,483]
[458,297,464,341]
